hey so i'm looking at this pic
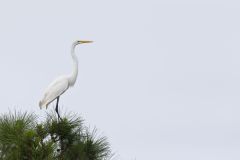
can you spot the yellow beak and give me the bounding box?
[78,40,93,44]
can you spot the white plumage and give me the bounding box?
[39,76,69,109]
[39,40,93,111]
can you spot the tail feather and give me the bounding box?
[39,100,47,109]
[39,100,43,109]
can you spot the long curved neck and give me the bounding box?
[68,44,78,86]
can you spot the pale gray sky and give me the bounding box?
[0,0,240,159]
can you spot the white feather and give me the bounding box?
[39,76,69,109]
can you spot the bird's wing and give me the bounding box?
[40,76,69,108]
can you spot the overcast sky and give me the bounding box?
[0,0,240,159]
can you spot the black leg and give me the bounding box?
[55,97,62,121]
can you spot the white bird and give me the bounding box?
[39,40,93,119]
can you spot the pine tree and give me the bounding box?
[0,111,112,160]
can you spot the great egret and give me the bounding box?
[39,40,93,119]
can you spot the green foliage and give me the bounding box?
[0,111,112,160]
